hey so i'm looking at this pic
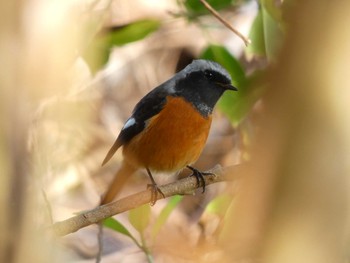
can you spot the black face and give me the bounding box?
[203,69,233,88]
[175,69,235,117]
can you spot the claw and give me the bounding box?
[186,166,214,193]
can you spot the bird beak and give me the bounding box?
[226,84,238,91]
[217,82,238,91]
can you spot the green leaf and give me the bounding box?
[152,195,183,239]
[103,217,131,237]
[224,71,266,125]
[260,0,282,23]
[103,217,141,247]
[105,19,161,46]
[83,35,111,74]
[246,9,266,56]
[184,0,235,15]
[83,19,161,73]
[218,197,238,242]
[246,6,283,60]
[261,6,283,60]
[205,194,232,217]
[129,204,151,233]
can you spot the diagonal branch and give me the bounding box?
[49,164,244,237]
[199,0,251,46]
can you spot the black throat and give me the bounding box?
[175,75,226,117]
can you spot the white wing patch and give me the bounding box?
[122,117,136,130]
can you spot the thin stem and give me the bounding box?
[199,0,251,46]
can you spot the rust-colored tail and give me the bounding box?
[100,161,137,205]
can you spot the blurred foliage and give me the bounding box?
[182,0,255,19]
[205,194,232,217]
[151,195,183,240]
[246,8,265,56]
[84,19,161,73]
[129,204,151,233]
[106,19,161,46]
[104,196,183,260]
[184,0,235,15]
[247,3,284,60]
[261,0,282,23]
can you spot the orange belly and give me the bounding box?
[122,96,212,172]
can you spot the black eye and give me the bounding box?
[204,70,214,80]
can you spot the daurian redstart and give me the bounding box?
[101,59,237,204]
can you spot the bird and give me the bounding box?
[100,59,237,205]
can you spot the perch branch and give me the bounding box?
[49,164,244,237]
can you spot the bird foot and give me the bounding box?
[186,166,214,193]
[147,183,165,205]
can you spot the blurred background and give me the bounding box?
[1,0,350,262]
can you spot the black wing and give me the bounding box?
[101,84,171,166]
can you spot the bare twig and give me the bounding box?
[49,164,243,237]
[199,0,251,46]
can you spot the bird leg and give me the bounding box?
[146,168,165,205]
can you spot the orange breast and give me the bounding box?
[122,96,212,172]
